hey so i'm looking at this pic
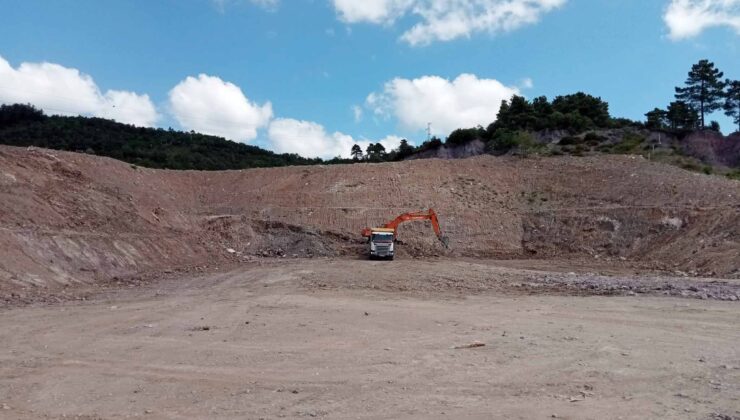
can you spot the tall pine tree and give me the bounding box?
[724,80,740,133]
[666,101,698,131]
[645,108,668,130]
[675,59,726,129]
[350,144,363,161]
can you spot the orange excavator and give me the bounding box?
[361,209,449,260]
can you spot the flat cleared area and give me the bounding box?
[1,260,739,419]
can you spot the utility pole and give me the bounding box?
[426,123,432,142]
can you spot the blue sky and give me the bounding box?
[0,0,738,158]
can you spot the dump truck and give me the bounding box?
[361,209,449,260]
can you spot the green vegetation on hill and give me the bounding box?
[398,59,738,177]
[0,104,325,170]
[1,60,737,173]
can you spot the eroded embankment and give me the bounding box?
[1,146,738,291]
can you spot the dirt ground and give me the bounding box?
[2,146,739,293]
[1,146,739,419]
[1,259,739,420]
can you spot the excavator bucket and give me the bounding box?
[439,235,450,248]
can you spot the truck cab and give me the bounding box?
[368,228,395,260]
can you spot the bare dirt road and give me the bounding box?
[1,259,738,420]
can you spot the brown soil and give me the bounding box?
[2,146,740,418]
[1,145,738,297]
[1,260,739,419]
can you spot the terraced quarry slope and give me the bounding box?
[1,145,739,291]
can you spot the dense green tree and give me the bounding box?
[548,111,594,132]
[0,103,45,128]
[488,93,616,135]
[506,96,536,129]
[675,59,726,129]
[709,121,721,132]
[487,99,511,134]
[724,79,740,132]
[396,139,415,160]
[497,100,510,123]
[551,93,611,128]
[375,143,387,156]
[493,95,537,131]
[645,108,669,130]
[417,136,443,153]
[666,101,699,130]
[365,143,387,161]
[446,126,485,146]
[350,144,363,160]
[531,96,553,129]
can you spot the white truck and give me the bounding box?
[367,228,395,260]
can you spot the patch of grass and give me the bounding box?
[584,132,607,146]
[612,133,645,154]
[679,160,701,172]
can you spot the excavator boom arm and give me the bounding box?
[383,210,442,238]
[362,209,448,248]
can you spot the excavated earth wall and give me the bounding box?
[1,145,738,290]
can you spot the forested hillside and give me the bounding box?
[0,104,322,170]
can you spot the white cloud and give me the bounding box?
[664,0,740,39]
[268,118,404,159]
[332,0,566,45]
[332,0,415,23]
[168,74,273,142]
[0,55,159,127]
[366,73,519,135]
[352,105,363,122]
[213,0,279,12]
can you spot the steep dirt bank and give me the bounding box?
[682,131,740,168]
[1,145,738,291]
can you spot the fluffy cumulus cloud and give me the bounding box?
[332,0,566,45]
[268,118,403,159]
[366,73,519,135]
[168,74,273,142]
[664,0,740,39]
[0,55,158,127]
